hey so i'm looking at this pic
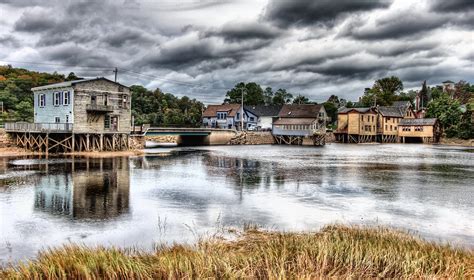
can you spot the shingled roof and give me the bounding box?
[338,107,372,114]
[32,77,129,91]
[244,105,282,117]
[202,104,241,117]
[378,106,404,117]
[278,104,323,118]
[399,118,437,126]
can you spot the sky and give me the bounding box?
[0,0,473,104]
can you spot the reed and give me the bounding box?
[2,225,472,279]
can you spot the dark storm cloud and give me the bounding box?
[340,13,446,40]
[14,10,57,32]
[430,0,474,12]
[0,35,20,48]
[208,22,281,42]
[139,32,270,70]
[103,28,154,48]
[44,44,113,68]
[264,0,392,27]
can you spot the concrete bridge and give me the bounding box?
[131,127,238,146]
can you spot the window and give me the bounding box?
[385,125,387,130]
[91,95,97,105]
[403,127,411,131]
[54,92,61,106]
[236,113,240,120]
[387,117,391,121]
[118,94,128,108]
[390,125,392,131]
[415,126,423,132]
[361,115,363,121]
[55,117,60,123]
[38,94,46,107]
[104,115,111,129]
[63,91,70,105]
[250,117,254,122]
[65,115,69,123]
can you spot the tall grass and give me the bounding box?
[2,225,473,279]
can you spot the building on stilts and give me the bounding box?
[272,104,327,146]
[5,77,131,153]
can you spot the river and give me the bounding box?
[0,144,473,264]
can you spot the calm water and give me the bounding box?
[0,144,473,264]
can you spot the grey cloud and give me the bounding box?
[43,43,113,68]
[264,0,392,27]
[14,10,57,32]
[210,22,282,42]
[341,13,446,40]
[0,35,20,48]
[430,0,474,12]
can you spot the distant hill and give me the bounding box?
[0,65,68,123]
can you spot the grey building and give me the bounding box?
[6,77,131,153]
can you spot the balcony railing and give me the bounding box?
[86,104,114,112]
[5,122,73,133]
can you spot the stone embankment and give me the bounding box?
[146,135,179,143]
[228,131,275,145]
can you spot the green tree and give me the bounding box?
[323,101,337,124]
[272,88,293,105]
[426,93,462,138]
[15,101,34,122]
[360,76,404,106]
[292,94,310,104]
[263,87,273,105]
[224,82,265,105]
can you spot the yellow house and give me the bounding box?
[398,118,439,143]
[336,107,378,143]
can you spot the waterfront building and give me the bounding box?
[201,104,258,130]
[244,105,282,130]
[397,118,439,143]
[272,104,327,145]
[335,107,377,143]
[5,77,131,152]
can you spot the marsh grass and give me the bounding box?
[1,225,473,279]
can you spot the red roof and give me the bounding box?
[202,104,241,117]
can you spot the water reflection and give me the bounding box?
[5,157,130,220]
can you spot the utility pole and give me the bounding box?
[241,87,245,131]
[113,67,118,82]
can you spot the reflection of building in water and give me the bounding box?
[202,154,278,189]
[34,157,130,219]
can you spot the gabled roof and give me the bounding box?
[399,118,437,126]
[378,106,404,117]
[392,101,411,108]
[244,105,282,117]
[278,104,323,118]
[31,77,129,91]
[338,107,373,114]
[202,104,241,117]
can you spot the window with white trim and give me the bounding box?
[54,92,61,106]
[55,117,60,123]
[39,94,46,107]
[63,91,70,105]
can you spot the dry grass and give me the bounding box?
[1,225,473,279]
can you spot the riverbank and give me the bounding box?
[1,225,472,279]
[439,137,474,147]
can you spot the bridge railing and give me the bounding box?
[5,122,73,133]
